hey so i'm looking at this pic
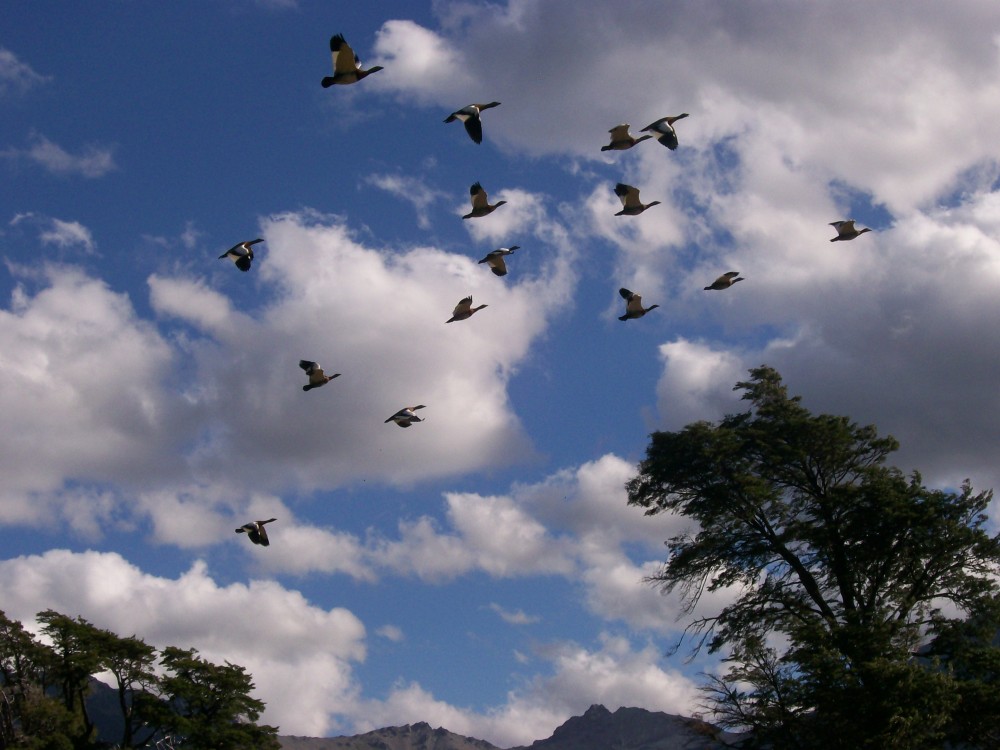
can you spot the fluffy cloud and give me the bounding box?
[0,267,182,524]
[353,634,699,747]
[0,550,366,737]
[149,209,575,491]
[653,190,1000,495]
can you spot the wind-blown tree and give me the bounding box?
[627,366,1000,749]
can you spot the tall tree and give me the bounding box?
[93,628,157,749]
[35,612,103,750]
[150,647,280,750]
[627,366,1000,748]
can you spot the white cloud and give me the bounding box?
[0,267,181,523]
[488,602,541,625]
[353,634,700,747]
[371,20,475,102]
[366,173,446,229]
[376,624,405,642]
[39,218,96,253]
[0,47,50,95]
[0,550,366,737]
[3,133,117,178]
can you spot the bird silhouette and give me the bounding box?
[446,296,488,323]
[601,124,652,151]
[463,182,506,219]
[444,102,501,144]
[640,114,690,150]
[385,405,426,427]
[219,239,263,272]
[618,288,660,320]
[478,246,520,277]
[235,518,277,546]
[614,183,660,216]
[299,360,340,391]
[704,271,744,290]
[829,220,873,242]
[321,34,383,87]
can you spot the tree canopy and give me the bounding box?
[627,366,1000,749]
[0,610,280,749]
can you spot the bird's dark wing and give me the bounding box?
[464,116,483,144]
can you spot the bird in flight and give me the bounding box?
[640,114,690,150]
[385,405,426,428]
[464,182,507,219]
[704,271,744,290]
[829,220,873,242]
[614,183,661,216]
[601,123,652,151]
[444,102,501,144]
[446,296,488,323]
[618,288,660,320]
[219,239,263,272]
[299,360,340,391]
[478,246,520,277]
[236,518,277,546]
[321,34,383,87]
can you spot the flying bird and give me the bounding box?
[235,518,277,547]
[463,182,506,219]
[444,102,501,144]
[321,34,383,87]
[614,183,661,216]
[618,288,659,321]
[446,295,488,323]
[385,405,426,427]
[641,114,689,150]
[704,271,745,290]
[219,239,263,272]
[601,124,652,151]
[299,360,340,391]
[478,246,520,277]
[829,220,873,242]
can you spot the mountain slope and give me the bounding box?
[278,705,738,750]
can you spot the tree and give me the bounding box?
[627,366,1000,749]
[93,628,157,749]
[150,647,280,750]
[36,611,102,749]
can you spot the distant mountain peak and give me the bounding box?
[278,705,736,750]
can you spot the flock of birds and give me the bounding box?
[225,32,874,545]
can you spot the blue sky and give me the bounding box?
[4,1,1000,745]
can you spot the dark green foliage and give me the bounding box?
[627,366,1000,749]
[152,647,280,750]
[0,609,280,749]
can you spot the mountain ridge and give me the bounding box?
[278,704,740,750]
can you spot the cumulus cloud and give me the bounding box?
[0,267,183,524]
[0,550,366,737]
[353,634,700,747]
[154,208,575,491]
